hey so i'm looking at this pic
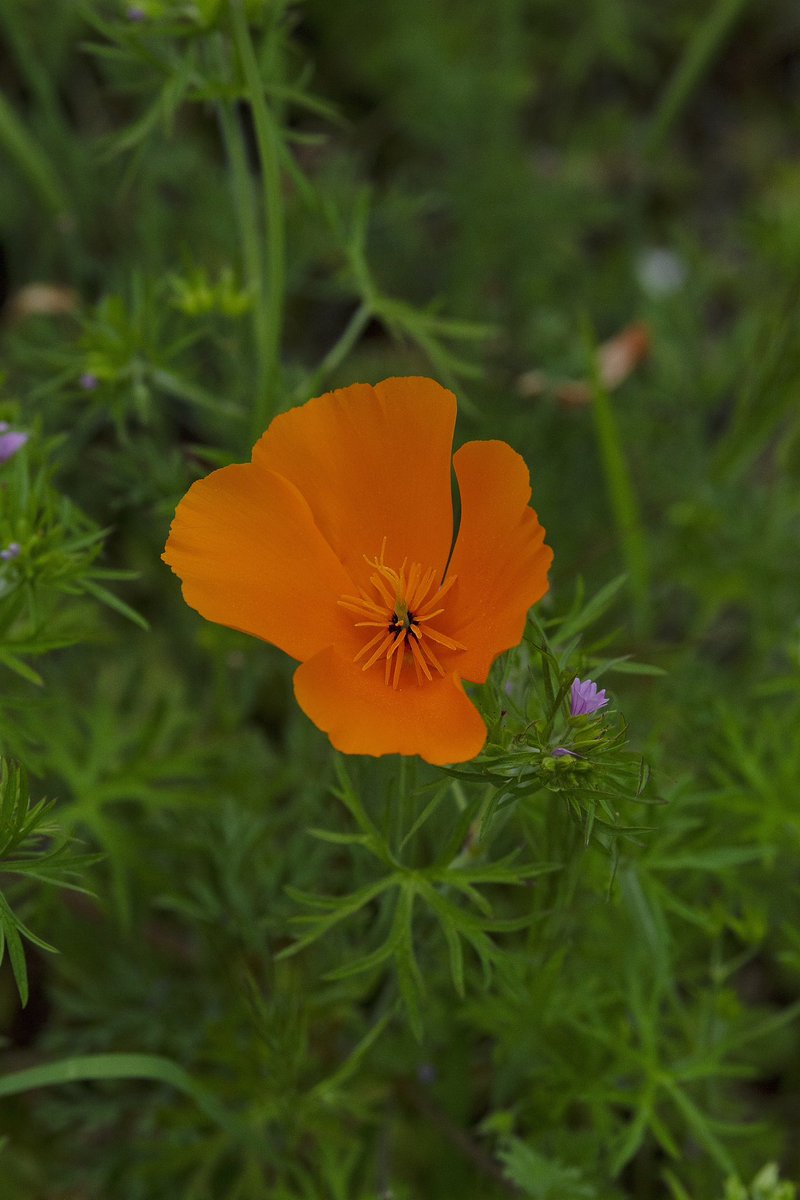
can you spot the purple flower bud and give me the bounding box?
[127,5,147,19]
[551,747,578,758]
[570,677,608,717]
[0,431,28,464]
[1,542,20,561]
[79,372,99,390]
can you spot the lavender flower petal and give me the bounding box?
[0,431,28,463]
[570,677,608,717]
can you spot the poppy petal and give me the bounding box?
[445,440,553,683]
[163,463,356,662]
[252,378,456,586]
[293,645,487,765]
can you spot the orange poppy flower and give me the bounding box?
[163,377,552,765]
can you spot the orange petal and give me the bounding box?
[293,646,487,765]
[252,378,456,586]
[444,440,553,683]
[163,463,356,662]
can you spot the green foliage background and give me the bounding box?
[1,0,800,1196]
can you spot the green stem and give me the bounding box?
[541,812,585,947]
[0,89,70,217]
[0,9,49,111]
[591,388,650,636]
[293,301,373,403]
[229,0,286,438]
[217,88,269,443]
[583,322,650,636]
[645,0,752,156]
[0,1053,243,1137]
[394,757,409,854]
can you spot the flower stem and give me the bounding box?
[394,756,409,853]
[229,0,286,439]
[583,319,651,636]
[216,85,268,436]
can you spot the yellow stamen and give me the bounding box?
[337,543,465,689]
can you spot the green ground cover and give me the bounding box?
[1,1,800,1196]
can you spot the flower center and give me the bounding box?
[338,542,465,689]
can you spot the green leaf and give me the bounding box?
[310,1011,392,1103]
[0,651,44,685]
[278,875,395,959]
[332,758,387,847]
[307,827,372,848]
[0,898,29,1007]
[552,575,627,643]
[0,1053,242,1137]
[80,578,149,630]
[497,1138,596,1199]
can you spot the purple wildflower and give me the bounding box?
[551,746,578,758]
[79,372,99,390]
[0,430,28,464]
[1,542,20,561]
[570,677,608,717]
[127,5,147,19]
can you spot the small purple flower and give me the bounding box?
[1,542,20,561]
[0,430,28,464]
[551,746,578,758]
[79,372,99,390]
[570,677,608,717]
[127,5,147,19]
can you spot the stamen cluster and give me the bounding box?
[339,543,464,689]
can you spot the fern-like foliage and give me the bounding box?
[0,757,98,1005]
[497,1137,597,1199]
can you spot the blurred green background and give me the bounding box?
[1,1,800,1197]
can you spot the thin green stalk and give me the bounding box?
[0,1053,244,1138]
[0,7,62,124]
[0,90,70,217]
[293,301,373,403]
[645,0,752,156]
[229,1,286,438]
[540,814,585,947]
[584,325,651,636]
[217,91,269,441]
[394,756,409,854]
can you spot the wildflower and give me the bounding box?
[570,676,608,717]
[551,746,578,758]
[163,378,552,764]
[0,542,20,561]
[0,425,28,464]
[79,373,99,390]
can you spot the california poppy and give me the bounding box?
[163,377,552,764]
